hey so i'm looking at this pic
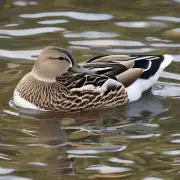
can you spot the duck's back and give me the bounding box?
[83,54,173,102]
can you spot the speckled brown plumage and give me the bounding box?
[15,72,128,112]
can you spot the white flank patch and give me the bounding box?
[127,71,159,102]
[161,54,174,69]
[126,81,142,102]
[127,70,162,102]
[127,54,173,102]
[13,90,39,110]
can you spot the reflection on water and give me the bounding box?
[38,19,69,25]
[0,27,64,36]
[20,11,114,20]
[116,21,167,28]
[69,39,145,47]
[3,91,176,179]
[0,0,179,179]
[149,16,180,23]
[64,31,120,39]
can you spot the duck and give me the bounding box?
[13,46,173,112]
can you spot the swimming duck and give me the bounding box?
[13,46,173,112]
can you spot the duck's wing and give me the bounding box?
[82,54,173,87]
[84,55,134,75]
[56,72,109,90]
[57,72,125,95]
[83,55,142,87]
[56,72,128,109]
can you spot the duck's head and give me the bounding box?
[32,46,75,82]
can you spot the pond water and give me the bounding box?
[0,0,180,179]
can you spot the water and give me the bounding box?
[0,0,180,179]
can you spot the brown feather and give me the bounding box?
[118,60,135,69]
[116,68,143,87]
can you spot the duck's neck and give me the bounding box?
[31,70,56,83]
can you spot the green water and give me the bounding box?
[0,0,180,179]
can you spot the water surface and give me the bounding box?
[0,0,180,179]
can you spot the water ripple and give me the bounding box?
[0,1,179,180]
[116,21,148,28]
[126,134,160,139]
[14,0,37,6]
[149,16,180,23]
[20,11,114,21]
[173,54,180,62]
[116,21,167,28]
[0,176,32,180]
[5,24,18,27]
[68,154,99,159]
[171,139,180,143]
[69,40,144,47]
[0,156,11,161]
[152,82,180,97]
[163,150,180,155]
[38,19,69,25]
[0,167,14,174]
[143,178,163,180]
[64,31,119,39]
[0,27,64,37]
[67,146,126,155]
[151,43,180,48]
[107,48,157,53]
[109,157,134,164]
[0,36,11,39]
[68,45,90,50]
[0,49,40,60]
[29,162,47,167]
[173,0,180,2]
[161,72,180,81]
[85,165,131,174]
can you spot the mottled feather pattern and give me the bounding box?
[57,72,108,89]
[16,73,128,112]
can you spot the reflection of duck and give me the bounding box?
[127,91,166,119]
[38,118,68,146]
[13,46,173,112]
[37,119,75,177]
[13,90,165,128]
[34,95,166,177]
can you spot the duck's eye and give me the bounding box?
[58,57,65,60]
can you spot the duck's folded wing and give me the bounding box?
[82,54,171,87]
[83,55,135,77]
[86,55,131,63]
[83,55,142,87]
[56,72,108,90]
[56,72,123,95]
[56,72,128,110]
